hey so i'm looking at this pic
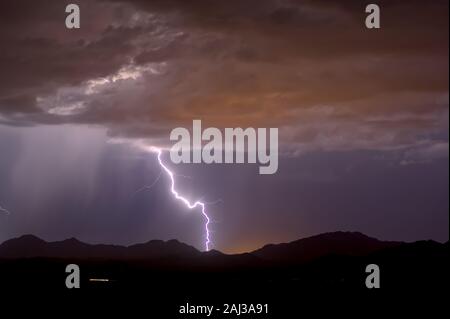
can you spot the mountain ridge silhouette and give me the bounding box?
[0,231,447,292]
[0,231,405,261]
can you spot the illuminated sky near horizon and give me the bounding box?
[0,0,448,253]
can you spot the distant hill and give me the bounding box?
[0,231,399,261]
[251,231,401,264]
[0,234,200,260]
[0,232,447,293]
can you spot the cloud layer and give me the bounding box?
[0,0,448,250]
[0,0,448,156]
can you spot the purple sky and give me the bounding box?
[0,0,448,252]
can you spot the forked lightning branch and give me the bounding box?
[152,147,212,252]
[138,120,279,251]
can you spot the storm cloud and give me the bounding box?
[0,0,448,153]
[0,0,448,251]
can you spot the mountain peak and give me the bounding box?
[1,234,47,246]
[0,232,401,261]
[58,237,83,244]
[203,249,225,256]
[297,231,374,241]
[252,231,400,263]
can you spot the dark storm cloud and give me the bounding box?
[0,0,448,251]
[0,0,147,114]
[0,0,448,154]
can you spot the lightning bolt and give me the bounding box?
[133,171,162,197]
[151,147,212,251]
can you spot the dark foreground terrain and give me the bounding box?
[0,232,448,316]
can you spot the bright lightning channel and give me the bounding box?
[151,147,212,251]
